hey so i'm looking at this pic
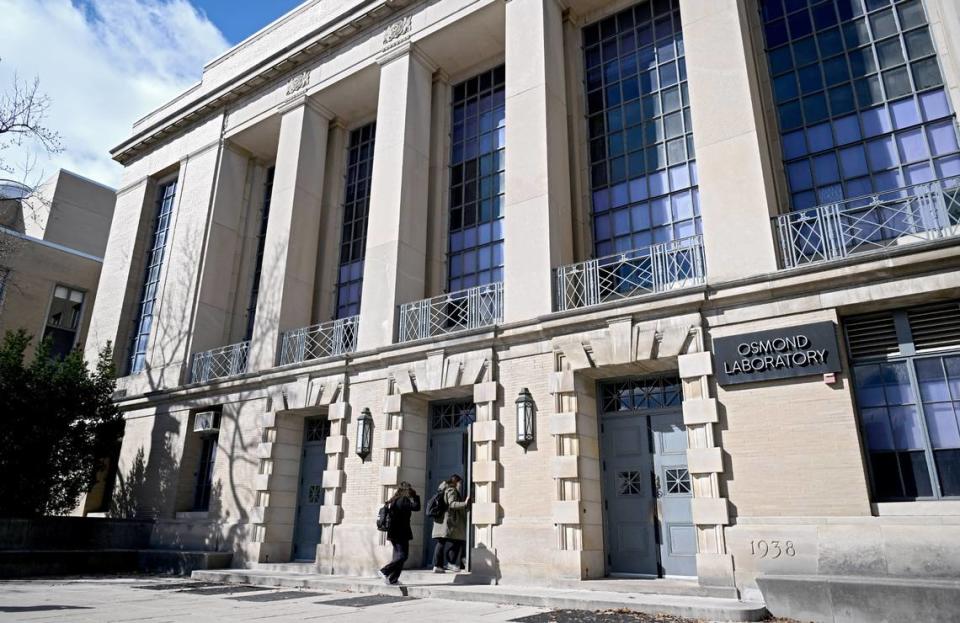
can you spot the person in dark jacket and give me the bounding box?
[378,481,420,585]
[431,474,470,572]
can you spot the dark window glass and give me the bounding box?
[43,285,85,359]
[759,0,960,211]
[581,0,700,259]
[447,66,505,293]
[847,308,960,501]
[335,123,376,319]
[244,167,274,340]
[128,179,177,374]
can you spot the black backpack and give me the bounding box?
[425,491,447,522]
[376,503,393,532]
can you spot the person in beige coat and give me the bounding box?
[431,474,470,572]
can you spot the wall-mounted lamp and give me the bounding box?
[356,407,373,461]
[515,387,536,451]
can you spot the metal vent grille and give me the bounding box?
[908,303,960,352]
[844,312,900,360]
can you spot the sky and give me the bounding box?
[0,0,305,189]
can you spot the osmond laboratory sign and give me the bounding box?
[714,321,842,386]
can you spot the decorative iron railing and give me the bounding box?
[554,235,706,312]
[190,341,250,383]
[278,316,359,365]
[774,177,960,269]
[399,282,504,342]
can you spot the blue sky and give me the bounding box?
[193,0,305,44]
[0,0,310,188]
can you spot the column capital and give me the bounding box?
[276,94,335,120]
[376,41,438,71]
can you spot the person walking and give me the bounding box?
[431,474,470,573]
[378,481,421,585]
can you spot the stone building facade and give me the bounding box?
[0,169,116,362]
[86,0,960,615]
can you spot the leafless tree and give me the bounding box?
[0,58,63,273]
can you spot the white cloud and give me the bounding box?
[0,0,230,188]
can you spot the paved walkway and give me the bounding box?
[0,577,549,623]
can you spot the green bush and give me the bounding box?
[0,330,122,517]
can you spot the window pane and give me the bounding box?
[760,0,959,211]
[583,2,700,256]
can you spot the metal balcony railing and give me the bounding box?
[554,235,706,312]
[774,177,960,269]
[190,341,249,383]
[278,316,359,365]
[399,282,504,342]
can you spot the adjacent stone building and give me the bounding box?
[0,169,116,361]
[85,0,960,618]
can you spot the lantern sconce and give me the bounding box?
[356,407,373,461]
[515,387,536,451]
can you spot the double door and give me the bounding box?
[600,408,695,577]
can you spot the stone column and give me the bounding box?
[190,145,253,354]
[678,347,735,588]
[356,45,434,351]
[248,98,332,371]
[502,0,574,323]
[313,121,348,323]
[679,0,780,282]
[425,73,451,297]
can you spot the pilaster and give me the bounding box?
[502,0,574,322]
[248,99,333,371]
[678,346,736,588]
[356,46,435,350]
[679,0,779,282]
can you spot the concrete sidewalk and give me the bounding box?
[0,576,549,623]
[193,568,768,622]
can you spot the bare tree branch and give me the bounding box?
[0,58,62,268]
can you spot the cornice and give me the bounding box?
[111,0,416,166]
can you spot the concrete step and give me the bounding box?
[193,568,767,621]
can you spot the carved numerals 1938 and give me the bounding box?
[749,540,796,559]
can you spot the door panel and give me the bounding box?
[422,428,468,565]
[292,418,330,561]
[600,415,658,575]
[651,412,696,577]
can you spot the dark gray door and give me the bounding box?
[422,401,473,566]
[292,417,329,561]
[600,414,658,576]
[651,412,696,577]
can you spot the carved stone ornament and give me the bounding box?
[382,16,412,49]
[285,70,311,96]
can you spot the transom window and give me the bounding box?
[245,166,274,341]
[601,375,682,413]
[846,302,960,500]
[305,417,331,443]
[448,66,505,293]
[128,179,176,374]
[336,123,375,319]
[759,0,960,210]
[430,401,476,430]
[582,0,701,258]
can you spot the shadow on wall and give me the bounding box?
[110,410,180,520]
[209,404,255,563]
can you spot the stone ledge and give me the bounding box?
[757,574,960,623]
